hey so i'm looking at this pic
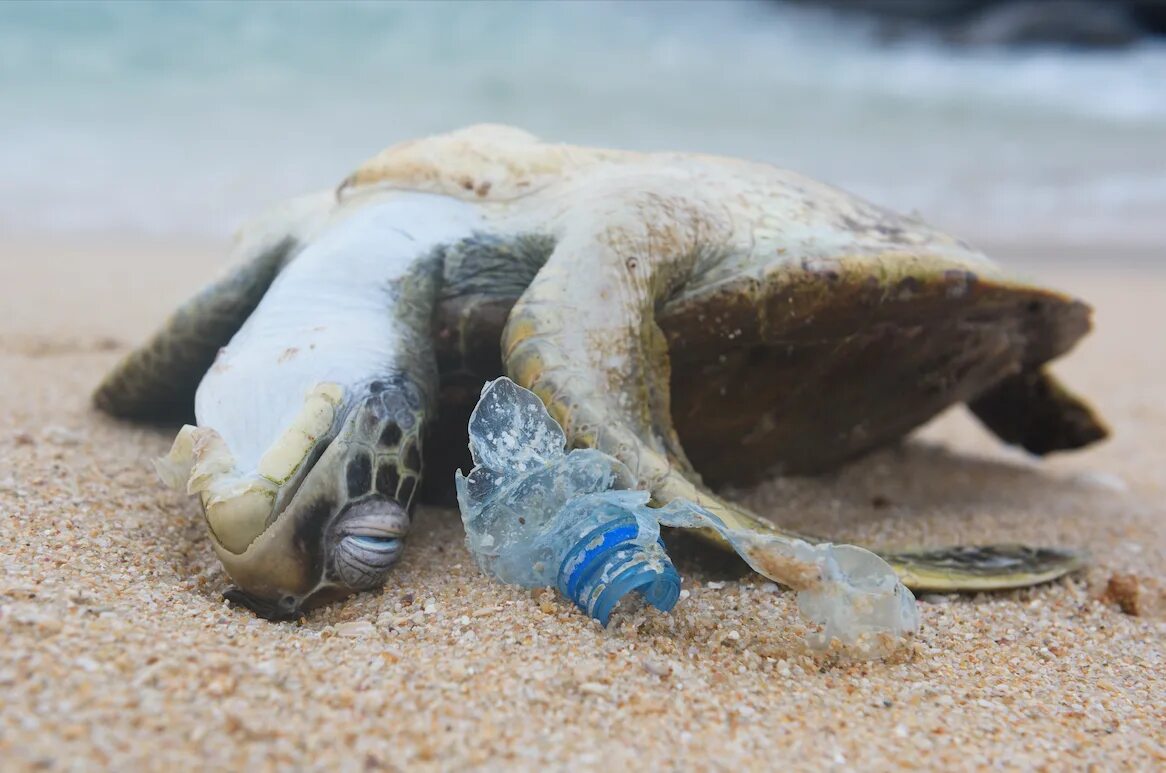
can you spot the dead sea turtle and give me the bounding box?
[94,124,1107,619]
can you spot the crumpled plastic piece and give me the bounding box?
[456,378,919,654]
[651,501,919,652]
[455,378,680,623]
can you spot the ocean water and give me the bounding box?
[2,0,1165,246]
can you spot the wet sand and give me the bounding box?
[1,236,1163,770]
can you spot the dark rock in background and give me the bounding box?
[786,0,1166,47]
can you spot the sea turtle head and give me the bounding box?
[184,379,424,620]
[215,494,411,621]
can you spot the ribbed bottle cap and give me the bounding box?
[556,515,681,625]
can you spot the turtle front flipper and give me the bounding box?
[502,186,839,593]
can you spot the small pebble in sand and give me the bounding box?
[1073,470,1129,493]
[642,658,672,677]
[42,426,82,446]
[1102,573,1143,616]
[536,593,558,614]
[577,682,607,696]
[336,620,377,638]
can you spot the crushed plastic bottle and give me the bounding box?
[455,378,680,624]
[456,378,919,654]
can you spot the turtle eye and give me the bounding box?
[334,533,404,590]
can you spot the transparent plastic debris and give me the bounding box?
[652,503,920,652]
[455,378,680,624]
[456,378,919,654]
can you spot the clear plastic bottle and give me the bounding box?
[455,378,680,624]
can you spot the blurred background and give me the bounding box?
[2,0,1164,249]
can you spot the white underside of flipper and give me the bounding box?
[161,192,484,552]
[197,193,483,469]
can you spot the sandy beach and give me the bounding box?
[1,235,1163,770]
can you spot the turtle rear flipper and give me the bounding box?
[882,544,1088,592]
[970,368,1109,455]
[93,192,335,422]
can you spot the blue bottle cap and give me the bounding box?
[556,515,681,625]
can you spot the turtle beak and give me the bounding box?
[209,486,332,614]
[210,459,411,618]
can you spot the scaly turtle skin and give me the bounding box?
[94,125,1108,618]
